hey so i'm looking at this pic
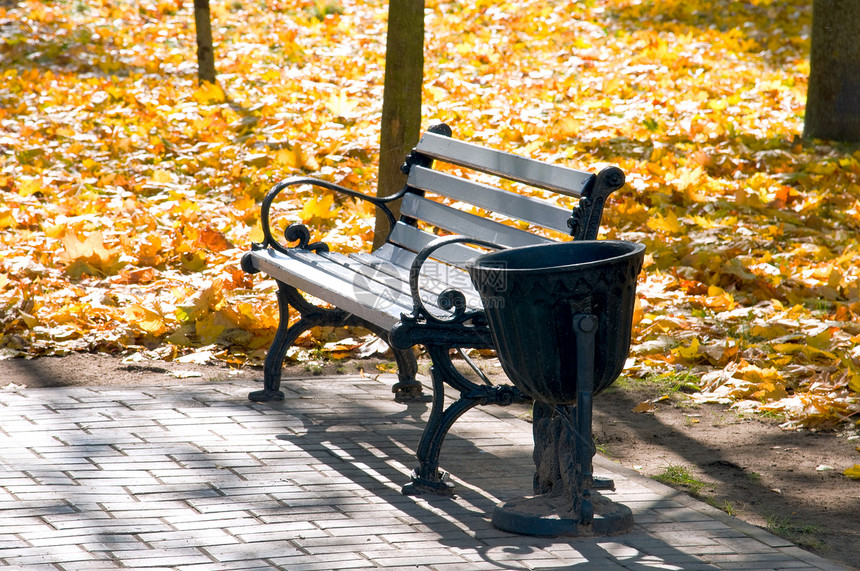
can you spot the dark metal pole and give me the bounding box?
[573,313,598,526]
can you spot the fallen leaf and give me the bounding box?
[176,350,215,364]
[59,231,123,277]
[171,370,204,379]
[633,401,657,413]
[843,465,860,479]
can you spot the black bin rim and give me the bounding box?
[467,240,645,276]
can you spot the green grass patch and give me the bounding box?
[766,514,826,550]
[706,497,736,516]
[653,464,707,496]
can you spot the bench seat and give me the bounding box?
[244,247,480,331]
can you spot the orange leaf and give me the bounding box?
[199,227,233,252]
[633,401,657,413]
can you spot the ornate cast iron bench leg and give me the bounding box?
[248,281,345,402]
[247,281,422,403]
[402,344,530,496]
[360,322,422,402]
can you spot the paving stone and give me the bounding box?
[175,563,278,571]
[431,563,534,571]
[367,553,476,567]
[200,542,303,562]
[58,561,128,570]
[0,544,95,562]
[267,556,377,570]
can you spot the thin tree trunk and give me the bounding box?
[193,0,217,84]
[803,0,860,142]
[374,0,425,250]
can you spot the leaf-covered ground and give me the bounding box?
[1,0,858,431]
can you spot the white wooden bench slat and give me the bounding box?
[287,249,418,314]
[320,251,446,312]
[400,194,552,249]
[350,251,474,294]
[349,251,481,309]
[321,251,413,300]
[247,249,407,330]
[355,243,417,271]
[415,131,594,197]
[407,166,573,234]
[387,222,485,265]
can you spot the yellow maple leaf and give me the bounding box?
[801,345,838,362]
[849,372,860,393]
[0,209,15,229]
[248,223,265,244]
[325,93,358,118]
[739,363,783,384]
[646,210,682,235]
[193,81,226,104]
[124,304,168,336]
[674,338,700,359]
[750,324,788,340]
[195,312,226,344]
[43,222,66,239]
[550,117,581,141]
[705,286,735,311]
[275,143,319,172]
[151,169,173,184]
[275,147,303,169]
[750,381,788,403]
[59,231,122,278]
[772,342,804,354]
[632,401,656,413]
[17,178,42,197]
[18,310,38,329]
[691,214,719,229]
[300,193,336,221]
[844,465,860,480]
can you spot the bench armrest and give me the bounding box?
[406,235,505,325]
[257,176,409,254]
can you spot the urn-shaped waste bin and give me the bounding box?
[467,240,645,536]
[467,240,645,404]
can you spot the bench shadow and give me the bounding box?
[0,355,94,388]
[259,376,729,569]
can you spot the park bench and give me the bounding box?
[240,123,626,495]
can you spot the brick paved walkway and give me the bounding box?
[0,374,851,570]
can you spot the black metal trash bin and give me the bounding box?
[467,240,645,536]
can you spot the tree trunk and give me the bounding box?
[193,0,217,84]
[803,0,860,142]
[373,0,425,250]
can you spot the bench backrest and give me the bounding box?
[387,126,621,266]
